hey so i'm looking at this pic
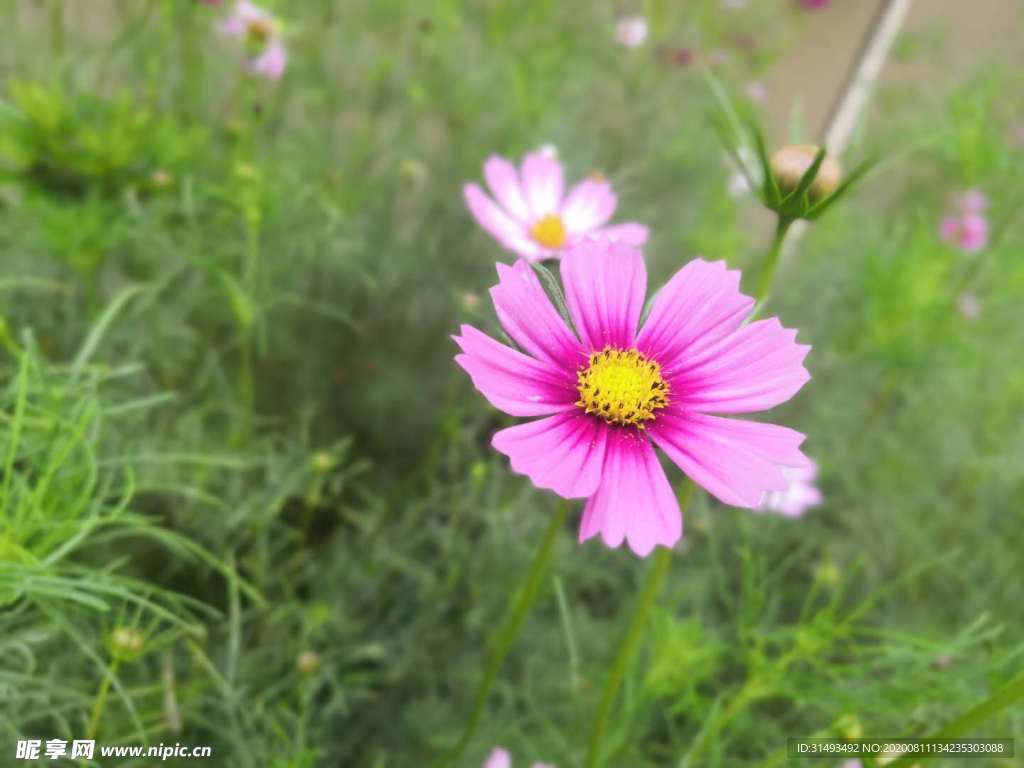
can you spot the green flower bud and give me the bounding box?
[109,627,145,662]
[770,144,842,200]
[297,650,320,675]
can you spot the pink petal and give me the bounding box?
[453,325,577,417]
[561,177,617,233]
[489,260,583,370]
[560,238,646,351]
[648,410,808,508]
[958,214,988,251]
[464,184,539,259]
[588,222,649,246]
[579,428,681,556]
[636,259,754,372]
[520,150,564,217]
[248,38,287,80]
[484,748,512,768]
[484,155,531,222]
[666,317,811,413]
[939,216,960,243]
[492,412,608,499]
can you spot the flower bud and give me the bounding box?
[770,144,841,200]
[310,451,335,473]
[110,627,145,661]
[297,650,321,675]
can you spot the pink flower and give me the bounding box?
[758,461,822,517]
[463,150,648,262]
[219,1,287,81]
[940,213,988,252]
[615,16,648,48]
[483,747,553,768]
[801,0,829,8]
[744,80,768,105]
[454,239,811,557]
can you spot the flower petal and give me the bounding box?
[484,155,531,222]
[648,410,808,508]
[579,428,681,557]
[561,178,617,233]
[464,183,538,259]
[520,150,564,217]
[490,260,583,370]
[484,748,512,768]
[560,238,646,351]
[588,221,649,246]
[492,412,608,499]
[636,259,753,373]
[453,325,577,417]
[666,317,811,413]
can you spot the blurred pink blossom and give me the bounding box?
[745,80,768,104]
[940,214,988,252]
[801,0,830,8]
[483,747,553,768]
[940,189,989,252]
[219,1,287,81]
[615,16,648,48]
[758,461,822,517]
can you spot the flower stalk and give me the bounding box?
[437,500,571,768]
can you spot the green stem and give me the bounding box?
[752,217,794,316]
[435,501,571,768]
[584,546,674,768]
[86,658,121,740]
[887,670,1024,768]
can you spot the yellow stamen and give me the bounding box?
[576,347,669,428]
[247,18,274,45]
[530,214,567,249]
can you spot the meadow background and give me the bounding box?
[0,1,1023,766]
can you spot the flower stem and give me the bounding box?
[886,670,1024,768]
[86,658,121,740]
[752,217,794,316]
[435,500,571,768]
[584,545,674,768]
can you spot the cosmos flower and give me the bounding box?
[758,461,822,517]
[463,149,648,262]
[453,238,811,556]
[483,747,553,768]
[219,1,288,81]
[940,188,988,252]
[615,16,648,48]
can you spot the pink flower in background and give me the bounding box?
[615,16,648,48]
[940,188,989,252]
[464,150,648,261]
[744,80,768,105]
[801,0,830,8]
[219,1,287,81]
[957,292,981,321]
[454,239,811,556]
[483,747,553,768]
[758,461,822,517]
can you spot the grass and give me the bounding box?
[0,1,1022,766]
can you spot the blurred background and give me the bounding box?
[0,1,1022,766]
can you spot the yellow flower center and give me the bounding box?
[530,214,567,249]
[246,18,274,45]
[576,347,669,428]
